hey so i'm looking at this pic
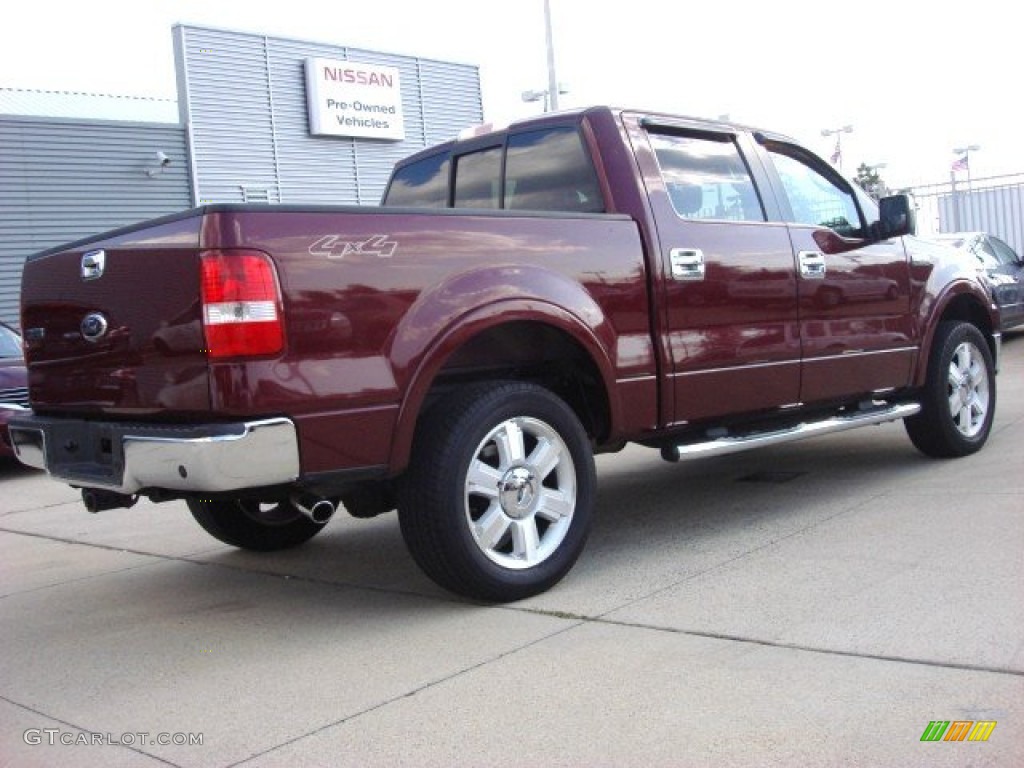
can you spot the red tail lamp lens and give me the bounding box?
[200,251,284,358]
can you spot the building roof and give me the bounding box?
[0,88,179,123]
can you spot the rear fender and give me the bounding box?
[387,266,620,474]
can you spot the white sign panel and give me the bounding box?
[305,58,405,141]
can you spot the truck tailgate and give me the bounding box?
[21,214,210,416]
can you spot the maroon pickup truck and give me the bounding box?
[10,107,1000,601]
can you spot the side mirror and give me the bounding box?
[875,194,916,239]
[812,193,918,256]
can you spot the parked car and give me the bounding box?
[930,232,1024,330]
[0,322,29,457]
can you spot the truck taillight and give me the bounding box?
[200,250,284,359]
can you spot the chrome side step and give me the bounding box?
[660,402,921,462]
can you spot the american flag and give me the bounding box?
[830,137,841,165]
[952,155,969,172]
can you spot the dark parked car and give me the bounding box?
[0,322,29,457]
[931,232,1024,330]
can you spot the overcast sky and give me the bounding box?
[0,0,1016,188]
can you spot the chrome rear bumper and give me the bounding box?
[9,415,300,495]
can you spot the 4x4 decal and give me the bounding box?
[309,234,397,260]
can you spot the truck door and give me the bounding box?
[628,121,801,426]
[760,141,915,403]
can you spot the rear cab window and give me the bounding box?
[504,128,604,212]
[382,153,449,207]
[383,124,605,213]
[454,147,502,208]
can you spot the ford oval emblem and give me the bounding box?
[80,312,109,342]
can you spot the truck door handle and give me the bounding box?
[670,248,705,281]
[798,250,826,279]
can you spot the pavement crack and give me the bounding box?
[222,619,586,768]
[0,693,183,767]
[590,617,1024,678]
[0,525,487,608]
[0,560,160,600]
[501,606,1024,679]
[0,498,83,517]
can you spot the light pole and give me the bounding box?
[544,0,559,111]
[521,0,568,112]
[952,144,980,231]
[953,144,980,187]
[822,124,853,171]
[521,84,569,112]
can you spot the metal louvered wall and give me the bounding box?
[174,25,483,206]
[0,116,191,327]
[938,185,1024,254]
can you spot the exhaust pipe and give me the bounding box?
[291,494,336,524]
[82,489,138,513]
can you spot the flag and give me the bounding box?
[830,137,841,165]
[952,155,969,172]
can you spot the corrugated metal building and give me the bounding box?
[0,110,191,326]
[906,173,1024,255]
[938,182,1024,254]
[0,24,482,327]
[175,24,482,207]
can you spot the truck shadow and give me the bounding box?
[0,456,37,478]
[195,422,936,607]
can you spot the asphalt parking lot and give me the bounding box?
[1,334,1022,768]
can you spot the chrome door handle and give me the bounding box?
[670,248,705,281]
[798,250,826,279]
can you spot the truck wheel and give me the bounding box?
[186,499,326,551]
[399,382,596,602]
[905,321,995,458]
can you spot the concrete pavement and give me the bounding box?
[2,333,1022,767]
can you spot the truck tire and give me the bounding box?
[399,381,596,602]
[905,321,995,458]
[187,499,326,551]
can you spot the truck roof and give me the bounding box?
[394,105,794,168]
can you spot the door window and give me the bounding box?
[974,237,1001,267]
[649,132,765,222]
[768,148,864,237]
[988,236,1021,266]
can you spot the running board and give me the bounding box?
[660,402,921,462]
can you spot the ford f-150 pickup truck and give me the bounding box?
[10,106,1000,601]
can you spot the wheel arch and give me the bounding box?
[388,303,619,476]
